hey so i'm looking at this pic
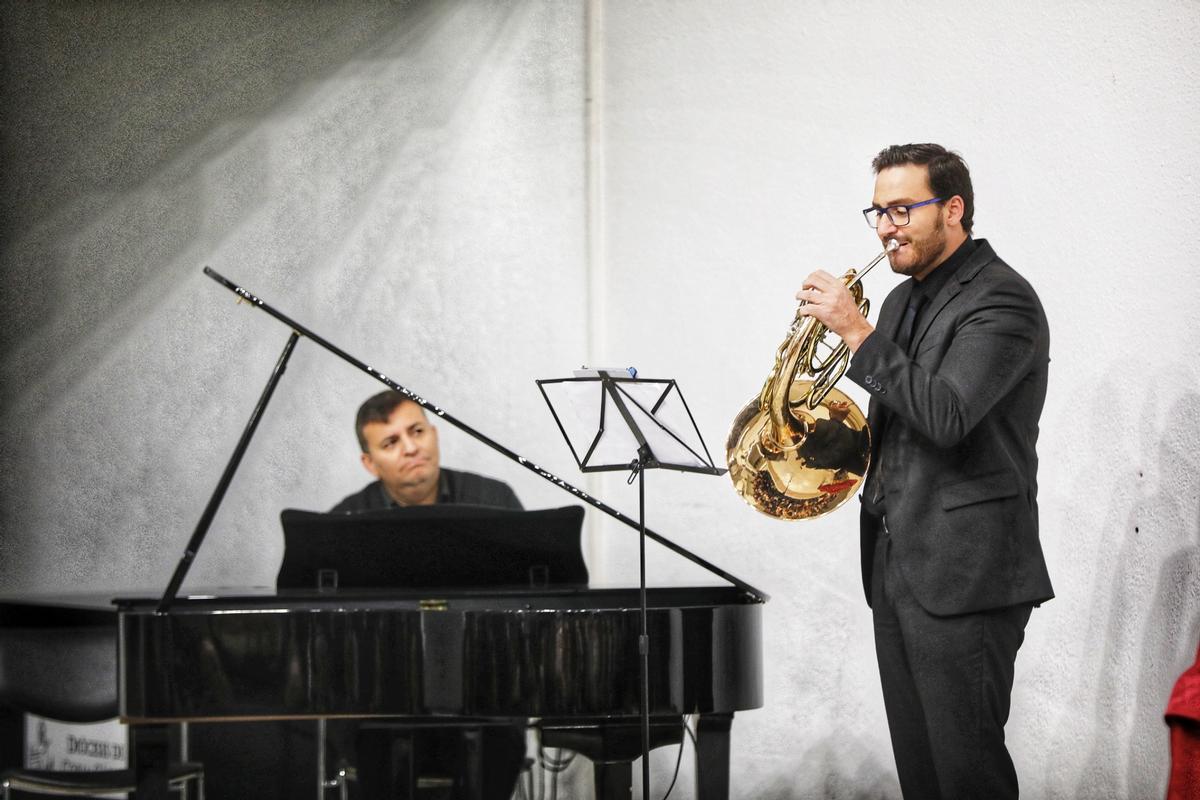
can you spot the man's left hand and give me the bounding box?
[796,270,875,352]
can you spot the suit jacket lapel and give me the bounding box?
[910,240,995,352]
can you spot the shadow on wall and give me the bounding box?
[0,1,429,370]
[1071,390,1200,799]
[0,0,496,591]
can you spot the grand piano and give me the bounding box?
[1,584,762,798]
[1,270,767,798]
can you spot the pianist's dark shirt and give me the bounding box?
[330,466,523,512]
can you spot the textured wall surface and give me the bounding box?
[2,1,1199,799]
[0,0,589,589]
[590,2,1200,798]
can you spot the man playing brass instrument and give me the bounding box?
[796,143,1053,799]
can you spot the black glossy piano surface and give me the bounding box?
[2,586,762,721]
[114,584,762,723]
[3,585,763,799]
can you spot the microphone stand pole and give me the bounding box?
[635,445,652,797]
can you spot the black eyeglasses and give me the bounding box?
[862,197,944,228]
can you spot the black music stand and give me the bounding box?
[537,369,725,796]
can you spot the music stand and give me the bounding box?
[537,369,725,796]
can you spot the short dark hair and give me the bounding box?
[355,390,425,452]
[872,143,974,235]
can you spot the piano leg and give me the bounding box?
[462,727,483,800]
[132,723,171,800]
[593,760,632,800]
[695,712,734,800]
[539,717,683,800]
[317,719,327,800]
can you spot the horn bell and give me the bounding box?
[726,380,870,520]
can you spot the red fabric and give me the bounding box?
[1169,645,1200,722]
[1167,643,1200,800]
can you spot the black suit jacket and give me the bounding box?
[846,239,1054,616]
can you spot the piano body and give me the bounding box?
[2,584,761,799]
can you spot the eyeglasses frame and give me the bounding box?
[862,197,945,228]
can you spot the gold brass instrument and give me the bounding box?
[726,240,898,519]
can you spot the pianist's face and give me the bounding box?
[359,400,441,506]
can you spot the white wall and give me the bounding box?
[591,1,1200,798]
[0,1,589,592]
[1,1,1198,798]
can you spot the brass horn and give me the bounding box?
[725,240,898,519]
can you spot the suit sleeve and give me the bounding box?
[847,275,1045,448]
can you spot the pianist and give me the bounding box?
[327,389,527,799]
[332,389,522,512]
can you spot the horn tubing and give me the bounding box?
[726,241,893,519]
[202,267,767,601]
[846,238,899,291]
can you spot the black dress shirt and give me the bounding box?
[330,466,523,513]
[903,236,975,347]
